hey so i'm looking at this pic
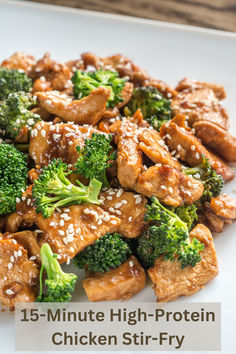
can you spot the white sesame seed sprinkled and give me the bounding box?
[107,196,113,200]
[29,256,37,261]
[10,256,14,263]
[129,260,134,267]
[111,220,117,225]
[83,209,90,215]
[195,152,200,159]
[58,230,65,236]
[115,202,122,209]
[191,145,196,151]
[18,250,22,257]
[70,247,75,253]
[6,289,14,295]
[128,216,133,222]
[168,187,173,193]
[187,181,192,187]
[109,207,115,213]
[59,220,64,227]
[8,263,13,270]
[14,251,18,258]
[66,257,70,265]
[121,200,128,205]
[41,129,46,137]
[91,225,97,230]
[16,197,21,203]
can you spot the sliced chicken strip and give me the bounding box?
[193,120,236,162]
[83,256,146,302]
[148,224,218,302]
[175,78,226,100]
[135,165,204,207]
[4,231,41,265]
[117,120,143,189]
[1,52,36,75]
[138,128,181,169]
[29,121,97,166]
[37,204,121,263]
[31,52,71,91]
[210,194,236,221]
[160,118,234,181]
[172,87,229,129]
[5,185,36,233]
[36,88,110,125]
[116,82,133,108]
[0,239,39,309]
[99,189,147,238]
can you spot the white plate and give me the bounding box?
[0,1,236,353]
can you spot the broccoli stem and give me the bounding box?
[40,243,63,280]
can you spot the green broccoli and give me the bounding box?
[174,204,198,230]
[0,67,32,100]
[0,92,40,140]
[74,233,132,273]
[137,197,204,269]
[72,69,126,107]
[33,158,102,218]
[184,156,223,203]
[125,86,172,130]
[74,133,116,187]
[36,243,77,302]
[0,143,28,215]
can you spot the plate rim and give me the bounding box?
[1,0,236,39]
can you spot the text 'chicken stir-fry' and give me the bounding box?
[0,51,236,310]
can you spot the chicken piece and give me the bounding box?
[176,78,226,100]
[37,204,121,263]
[135,165,204,207]
[83,256,146,302]
[1,52,36,75]
[4,231,41,265]
[210,194,236,221]
[31,53,71,91]
[32,77,52,93]
[117,121,143,189]
[144,79,178,99]
[116,82,133,108]
[172,87,229,130]
[0,239,39,309]
[99,189,147,238]
[148,224,218,302]
[160,118,234,181]
[5,186,36,233]
[193,120,236,162]
[81,52,149,85]
[203,208,225,233]
[29,121,86,166]
[36,88,110,125]
[138,128,181,169]
[66,58,84,72]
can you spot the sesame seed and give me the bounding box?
[41,129,46,137]
[14,251,18,258]
[59,220,64,227]
[58,230,65,236]
[111,220,117,225]
[83,209,90,215]
[91,225,97,230]
[18,250,22,257]
[115,202,122,209]
[70,247,75,253]
[15,197,21,203]
[168,187,173,193]
[191,145,196,151]
[66,257,70,265]
[109,207,115,213]
[116,210,122,215]
[128,216,133,222]
[8,263,13,270]
[6,289,14,295]
[129,260,134,267]
[107,196,113,200]
[29,256,37,261]
[187,181,192,187]
[160,185,167,190]
[195,152,200,159]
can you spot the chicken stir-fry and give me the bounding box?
[0,51,235,309]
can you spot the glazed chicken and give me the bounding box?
[148,224,218,302]
[83,256,146,302]
[37,204,121,263]
[0,239,39,309]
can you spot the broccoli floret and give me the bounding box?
[174,204,198,230]
[36,243,77,302]
[74,133,116,187]
[125,86,172,130]
[0,67,32,100]
[0,143,28,215]
[72,69,126,107]
[0,92,40,139]
[137,197,204,269]
[184,156,223,203]
[74,233,132,273]
[33,158,102,218]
